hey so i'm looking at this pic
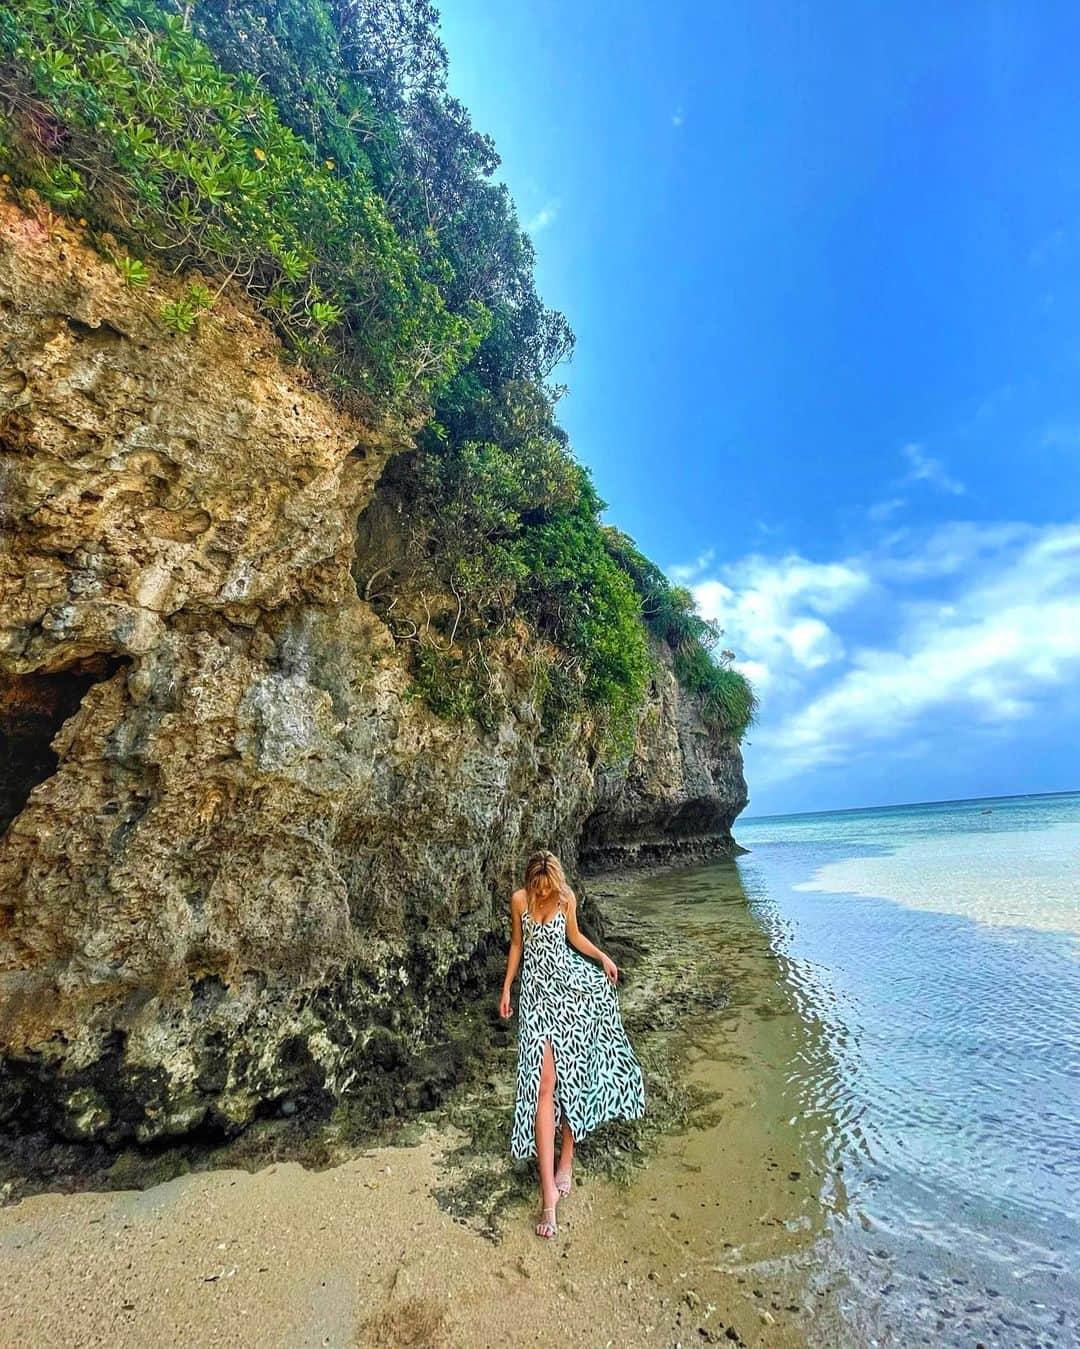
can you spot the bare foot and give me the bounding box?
[535,1204,558,1238]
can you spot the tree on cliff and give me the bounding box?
[0,0,755,758]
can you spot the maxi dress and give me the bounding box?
[509,904,646,1160]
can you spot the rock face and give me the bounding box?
[580,644,749,872]
[0,196,747,1145]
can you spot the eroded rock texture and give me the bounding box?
[579,647,749,872]
[0,197,746,1145]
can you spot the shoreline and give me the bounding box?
[0,856,833,1348]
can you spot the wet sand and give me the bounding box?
[0,864,843,1348]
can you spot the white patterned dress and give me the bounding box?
[509,904,646,1160]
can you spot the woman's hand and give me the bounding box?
[600,954,618,986]
[499,988,513,1018]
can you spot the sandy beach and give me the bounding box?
[0,1126,817,1349]
[0,871,841,1349]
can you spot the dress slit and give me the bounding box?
[536,1035,563,1131]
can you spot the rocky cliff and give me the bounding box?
[0,196,747,1146]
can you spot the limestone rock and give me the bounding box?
[0,196,746,1144]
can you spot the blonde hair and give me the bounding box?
[523,849,571,923]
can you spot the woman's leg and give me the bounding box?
[535,1039,559,1235]
[555,1115,574,1194]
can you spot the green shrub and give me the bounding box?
[374,400,655,762]
[0,0,755,752]
[603,526,758,737]
[534,657,582,746]
[513,487,652,761]
[0,0,479,415]
[672,641,758,735]
[404,641,502,735]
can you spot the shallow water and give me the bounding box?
[618,791,1080,1347]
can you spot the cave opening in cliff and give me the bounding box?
[0,655,128,836]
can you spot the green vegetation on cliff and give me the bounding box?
[0,0,755,759]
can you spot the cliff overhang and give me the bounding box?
[0,196,746,1147]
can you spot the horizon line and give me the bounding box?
[739,787,1078,824]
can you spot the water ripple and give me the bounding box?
[725,792,1080,1343]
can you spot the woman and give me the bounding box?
[499,849,646,1238]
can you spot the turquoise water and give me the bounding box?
[734,791,1080,1346]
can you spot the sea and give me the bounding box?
[623,790,1080,1347]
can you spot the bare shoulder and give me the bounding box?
[510,887,526,909]
[563,887,578,909]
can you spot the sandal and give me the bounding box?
[535,1205,558,1239]
[555,1165,572,1197]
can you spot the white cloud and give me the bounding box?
[744,522,1080,786]
[684,553,871,694]
[867,496,906,523]
[526,199,560,234]
[873,521,1031,581]
[668,547,714,584]
[788,617,840,667]
[671,520,1080,790]
[900,442,966,496]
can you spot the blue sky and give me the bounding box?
[437,1,1080,815]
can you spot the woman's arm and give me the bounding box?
[564,891,619,985]
[499,890,524,1017]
